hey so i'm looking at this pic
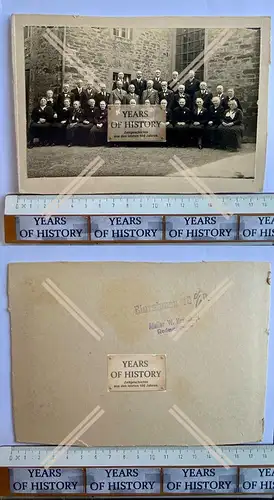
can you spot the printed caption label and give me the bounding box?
[91,216,163,241]
[107,354,166,392]
[86,468,161,494]
[16,216,89,241]
[239,216,274,240]
[9,468,84,494]
[239,467,274,493]
[165,215,238,241]
[163,467,238,494]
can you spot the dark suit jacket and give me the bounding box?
[172,92,191,110]
[194,91,213,109]
[112,80,128,91]
[223,96,243,111]
[46,98,58,111]
[82,107,99,124]
[208,105,224,126]
[185,78,200,98]
[81,89,97,107]
[95,92,110,106]
[217,94,227,108]
[124,93,140,104]
[163,109,173,123]
[158,90,174,107]
[173,106,192,124]
[130,79,147,97]
[71,88,85,102]
[31,105,54,123]
[57,92,75,110]
[69,109,83,123]
[94,109,108,128]
[152,78,163,92]
[57,107,72,123]
[141,89,159,104]
[191,107,208,125]
[222,108,244,126]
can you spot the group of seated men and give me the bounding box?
[28,70,245,151]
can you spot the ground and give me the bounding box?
[27,143,256,179]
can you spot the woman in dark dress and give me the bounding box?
[28,97,54,147]
[52,97,71,145]
[218,100,244,151]
[90,100,108,146]
[189,97,208,149]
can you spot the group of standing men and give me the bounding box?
[28,69,244,150]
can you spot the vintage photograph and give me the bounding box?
[12,15,270,194]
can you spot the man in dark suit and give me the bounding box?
[130,71,147,97]
[141,80,159,104]
[81,83,97,109]
[124,84,140,104]
[71,79,85,103]
[90,100,108,146]
[46,90,57,111]
[172,84,191,110]
[51,97,72,145]
[206,96,224,147]
[216,85,226,108]
[158,81,174,108]
[223,88,242,111]
[28,97,54,147]
[184,70,200,103]
[168,71,179,90]
[109,80,127,104]
[95,83,110,106]
[112,72,128,91]
[57,84,75,111]
[152,69,162,91]
[194,82,213,110]
[71,80,84,103]
[173,97,192,147]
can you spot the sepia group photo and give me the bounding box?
[12,15,270,194]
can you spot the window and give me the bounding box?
[175,28,205,83]
[113,28,133,40]
[113,72,132,85]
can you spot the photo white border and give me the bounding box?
[12,14,271,194]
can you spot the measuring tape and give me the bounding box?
[4,194,274,244]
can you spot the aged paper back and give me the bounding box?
[8,262,270,446]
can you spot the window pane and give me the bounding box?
[121,28,126,38]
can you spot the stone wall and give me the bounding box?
[204,28,260,140]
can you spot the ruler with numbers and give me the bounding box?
[1,445,274,467]
[4,194,274,244]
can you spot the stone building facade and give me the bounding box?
[24,26,260,140]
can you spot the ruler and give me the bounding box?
[4,194,274,215]
[4,194,274,244]
[1,445,274,467]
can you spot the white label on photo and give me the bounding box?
[165,216,237,241]
[91,216,163,241]
[239,467,274,492]
[86,468,161,494]
[16,216,88,241]
[163,467,238,494]
[107,354,166,392]
[239,215,274,240]
[9,468,84,494]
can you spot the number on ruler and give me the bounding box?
[150,454,155,460]
[152,203,158,209]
